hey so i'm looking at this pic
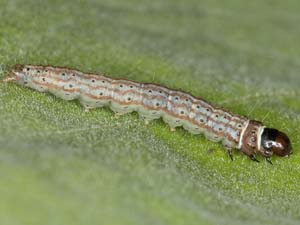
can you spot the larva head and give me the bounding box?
[261,128,292,157]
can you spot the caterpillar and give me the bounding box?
[3,64,292,163]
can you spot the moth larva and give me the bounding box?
[3,64,292,163]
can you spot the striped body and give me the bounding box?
[10,65,252,150]
[7,64,294,162]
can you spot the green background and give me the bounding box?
[0,0,299,224]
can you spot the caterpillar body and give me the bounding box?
[3,64,292,163]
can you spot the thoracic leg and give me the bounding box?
[223,144,234,161]
[265,157,273,165]
[227,148,234,161]
[249,155,260,162]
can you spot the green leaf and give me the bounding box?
[0,1,299,225]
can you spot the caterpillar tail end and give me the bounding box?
[2,64,25,83]
[2,71,16,83]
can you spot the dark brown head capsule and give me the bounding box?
[261,128,292,157]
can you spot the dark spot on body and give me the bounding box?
[92,79,95,83]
